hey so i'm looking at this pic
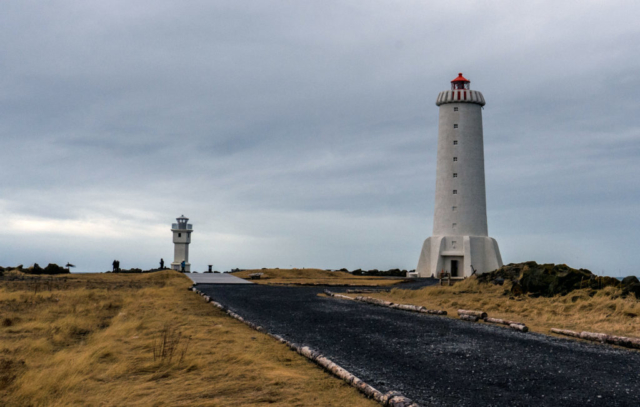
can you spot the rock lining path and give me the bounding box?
[198,284,640,407]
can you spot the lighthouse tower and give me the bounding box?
[416,73,502,278]
[171,215,193,272]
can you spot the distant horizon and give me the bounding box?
[10,262,633,280]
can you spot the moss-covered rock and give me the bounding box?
[480,261,620,297]
[519,264,593,296]
[621,276,640,299]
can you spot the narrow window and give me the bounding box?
[178,233,182,237]
[453,173,458,178]
[452,206,457,211]
[453,157,458,162]
[453,140,458,145]
[453,124,458,129]
[454,107,458,112]
[453,190,457,194]
[452,223,457,229]
[451,240,457,248]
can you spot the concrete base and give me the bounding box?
[187,273,253,285]
[416,235,502,278]
[171,262,191,272]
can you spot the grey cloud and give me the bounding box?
[1,1,639,276]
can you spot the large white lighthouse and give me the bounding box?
[416,73,502,278]
[171,215,193,272]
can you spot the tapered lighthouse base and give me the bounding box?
[416,236,503,278]
[171,262,191,272]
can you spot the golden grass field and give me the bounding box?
[232,268,404,286]
[0,270,377,407]
[348,277,640,338]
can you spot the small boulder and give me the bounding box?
[622,282,640,299]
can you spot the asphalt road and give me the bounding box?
[198,284,640,407]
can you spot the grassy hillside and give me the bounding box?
[0,270,377,406]
[349,277,640,338]
[232,268,404,286]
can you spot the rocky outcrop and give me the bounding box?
[479,262,628,297]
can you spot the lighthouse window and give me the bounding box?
[453,124,458,129]
[453,157,458,162]
[178,233,182,237]
[453,140,458,145]
[453,190,457,194]
[454,107,458,111]
[453,173,458,178]
[452,223,457,229]
[452,206,457,211]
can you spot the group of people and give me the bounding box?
[112,260,121,272]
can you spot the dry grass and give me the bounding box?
[232,268,403,286]
[352,277,640,338]
[0,270,377,406]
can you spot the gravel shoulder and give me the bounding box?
[198,284,640,407]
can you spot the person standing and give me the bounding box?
[112,260,117,272]
[160,258,164,269]
[181,260,186,273]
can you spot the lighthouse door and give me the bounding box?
[451,260,459,277]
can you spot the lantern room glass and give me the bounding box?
[452,81,470,90]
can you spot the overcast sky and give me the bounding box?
[1,1,639,275]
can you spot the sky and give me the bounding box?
[1,1,640,275]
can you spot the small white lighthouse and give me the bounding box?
[171,215,193,272]
[417,73,503,278]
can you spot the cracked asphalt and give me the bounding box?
[197,283,640,407]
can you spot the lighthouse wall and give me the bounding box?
[171,229,192,272]
[432,102,488,237]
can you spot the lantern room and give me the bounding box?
[451,73,470,90]
[172,215,192,230]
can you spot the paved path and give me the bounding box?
[198,284,640,407]
[186,273,253,285]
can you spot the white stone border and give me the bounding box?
[191,287,421,407]
[325,290,530,333]
[551,328,640,350]
[325,289,446,315]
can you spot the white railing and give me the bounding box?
[172,223,193,230]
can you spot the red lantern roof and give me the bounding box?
[451,73,470,83]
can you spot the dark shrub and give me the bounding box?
[43,263,69,274]
[27,263,44,275]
